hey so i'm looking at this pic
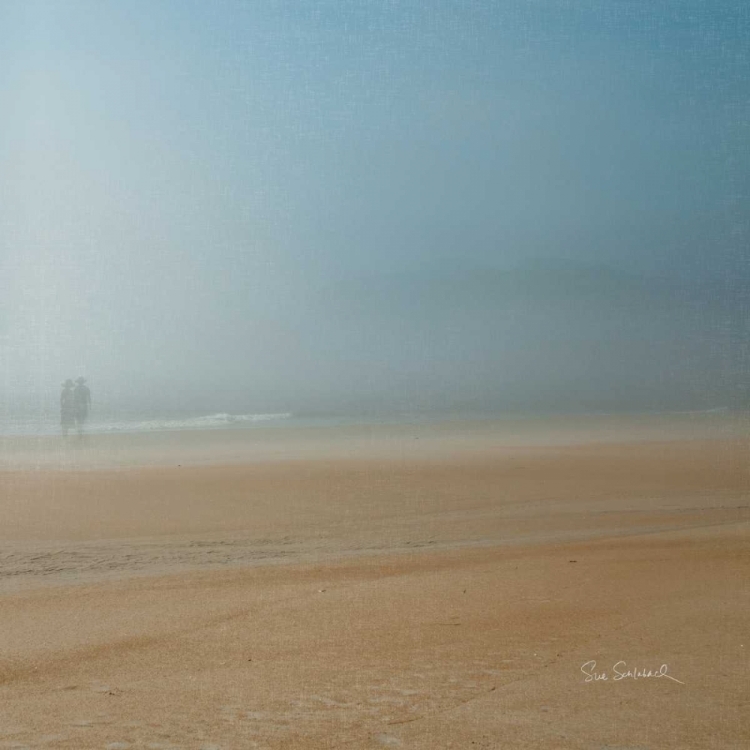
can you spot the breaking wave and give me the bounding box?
[93,412,293,434]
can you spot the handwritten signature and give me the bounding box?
[581,660,684,685]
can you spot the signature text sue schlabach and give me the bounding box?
[580,660,684,685]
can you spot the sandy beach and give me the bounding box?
[1,417,748,749]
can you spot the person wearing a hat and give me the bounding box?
[60,380,75,437]
[73,377,92,436]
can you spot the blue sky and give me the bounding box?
[0,1,747,412]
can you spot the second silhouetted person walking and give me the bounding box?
[73,377,91,436]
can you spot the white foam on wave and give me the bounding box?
[93,412,293,434]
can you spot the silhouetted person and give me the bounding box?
[60,379,75,437]
[73,377,91,436]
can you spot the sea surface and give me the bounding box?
[0,405,737,438]
[0,409,480,437]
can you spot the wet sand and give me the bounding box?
[0,419,748,748]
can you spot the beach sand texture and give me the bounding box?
[0,419,748,749]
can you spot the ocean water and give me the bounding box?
[0,404,735,438]
[0,408,470,437]
[0,411,294,437]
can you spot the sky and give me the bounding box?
[0,1,748,417]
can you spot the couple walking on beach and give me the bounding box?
[61,377,91,437]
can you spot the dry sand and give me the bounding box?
[0,418,748,749]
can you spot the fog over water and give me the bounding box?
[1,1,748,430]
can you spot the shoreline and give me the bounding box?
[1,411,747,470]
